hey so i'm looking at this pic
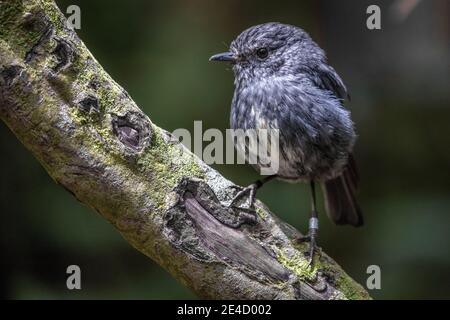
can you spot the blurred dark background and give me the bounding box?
[0,0,449,299]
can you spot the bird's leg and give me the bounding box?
[297,181,319,266]
[228,175,277,210]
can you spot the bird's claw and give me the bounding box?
[306,237,316,267]
[295,232,318,267]
[228,183,258,209]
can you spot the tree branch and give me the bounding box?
[0,0,370,300]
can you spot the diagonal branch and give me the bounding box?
[0,0,370,300]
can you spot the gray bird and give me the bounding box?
[210,22,363,262]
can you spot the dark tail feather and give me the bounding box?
[321,155,364,227]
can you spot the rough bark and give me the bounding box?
[0,0,371,300]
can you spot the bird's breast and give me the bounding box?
[230,78,356,180]
[230,79,282,130]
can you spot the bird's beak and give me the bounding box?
[209,51,236,62]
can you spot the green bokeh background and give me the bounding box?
[0,0,449,299]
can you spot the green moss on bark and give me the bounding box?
[275,247,318,281]
[137,128,205,209]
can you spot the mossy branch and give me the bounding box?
[0,0,371,300]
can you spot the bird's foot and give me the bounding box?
[295,234,317,267]
[294,217,319,267]
[228,183,259,211]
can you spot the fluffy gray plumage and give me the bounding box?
[214,22,363,227]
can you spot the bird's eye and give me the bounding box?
[256,48,269,60]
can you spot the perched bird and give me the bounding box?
[210,22,363,262]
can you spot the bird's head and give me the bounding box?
[210,22,324,87]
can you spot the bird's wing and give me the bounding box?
[309,64,350,101]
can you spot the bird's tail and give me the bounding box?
[321,155,364,227]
